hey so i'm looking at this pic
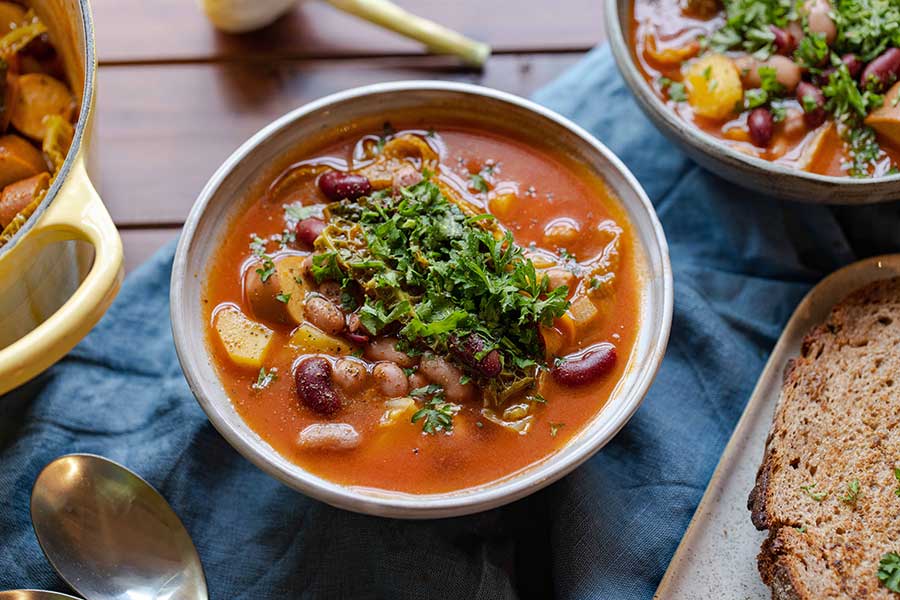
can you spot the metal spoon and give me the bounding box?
[30,454,208,600]
[0,592,81,600]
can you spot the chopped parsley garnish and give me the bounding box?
[249,234,276,282]
[879,552,900,593]
[659,77,688,102]
[708,0,796,57]
[893,467,900,497]
[744,88,769,109]
[252,367,278,390]
[795,524,807,533]
[549,422,565,437]
[758,66,784,96]
[840,479,860,504]
[315,180,570,394]
[255,257,276,283]
[276,292,291,303]
[411,394,459,434]
[800,483,828,502]
[284,203,321,227]
[469,173,489,193]
[795,32,829,68]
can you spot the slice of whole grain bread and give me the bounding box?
[748,277,900,600]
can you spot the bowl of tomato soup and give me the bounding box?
[172,82,672,518]
[605,0,900,203]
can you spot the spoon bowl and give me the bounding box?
[30,454,208,600]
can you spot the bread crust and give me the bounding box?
[749,277,900,600]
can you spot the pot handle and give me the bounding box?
[0,156,123,394]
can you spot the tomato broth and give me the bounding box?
[203,119,641,494]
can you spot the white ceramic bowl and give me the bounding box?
[171,81,673,518]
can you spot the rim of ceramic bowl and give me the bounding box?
[0,0,95,259]
[603,0,900,201]
[172,81,674,518]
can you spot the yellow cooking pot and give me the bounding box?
[0,0,122,394]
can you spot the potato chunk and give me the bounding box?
[289,322,353,356]
[11,73,75,141]
[214,305,274,368]
[276,255,311,323]
[685,54,743,120]
[0,134,46,188]
[866,82,900,147]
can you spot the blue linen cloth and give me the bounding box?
[3,45,900,599]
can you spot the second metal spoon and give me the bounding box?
[30,454,208,600]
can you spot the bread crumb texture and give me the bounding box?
[748,277,900,599]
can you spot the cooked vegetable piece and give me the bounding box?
[289,322,353,356]
[0,171,47,228]
[379,396,416,427]
[213,305,274,368]
[276,255,311,324]
[685,54,743,120]
[865,82,900,146]
[644,35,700,66]
[11,73,73,140]
[0,2,26,32]
[0,133,45,188]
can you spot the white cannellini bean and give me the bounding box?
[304,296,344,335]
[373,362,409,398]
[419,354,474,403]
[298,423,360,450]
[365,337,418,367]
[332,357,369,392]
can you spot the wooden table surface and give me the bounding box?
[88,0,605,272]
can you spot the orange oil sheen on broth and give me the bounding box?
[202,122,641,494]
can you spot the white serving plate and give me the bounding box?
[655,254,900,599]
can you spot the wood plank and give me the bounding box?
[121,228,180,273]
[93,0,604,63]
[94,53,581,227]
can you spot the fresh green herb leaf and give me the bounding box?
[758,66,785,96]
[841,479,860,504]
[893,467,900,497]
[745,88,769,109]
[795,32,829,69]
[659,77,688,102]
[412,395,460,434]
[469,173,489,193]
[879,552,900,593]
[276,292,291,303]
[801,483,828,502]
[252,367,278,390]
[256,257,276,283]
[795,524,807,533]
[249,235,267,257]
[310,251,344,283]
[550,422,565,437]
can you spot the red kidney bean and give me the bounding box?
[295,357,340,415]
[318,171,372,202]
[344,314,370,345]
[295,217,326,248]
[747,108,774,147]
[551,343,617,387]
[842,53,863,79]
[770,25,794,55]
[796,82,826,128]
[450,334,502,377]
[861,48,900,92]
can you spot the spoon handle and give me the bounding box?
[325,0,491,67]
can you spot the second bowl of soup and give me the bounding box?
[172,82,672,517]
[606,0,900,203]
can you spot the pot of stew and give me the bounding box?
[0,0,122,394]
[172,82,672,517]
